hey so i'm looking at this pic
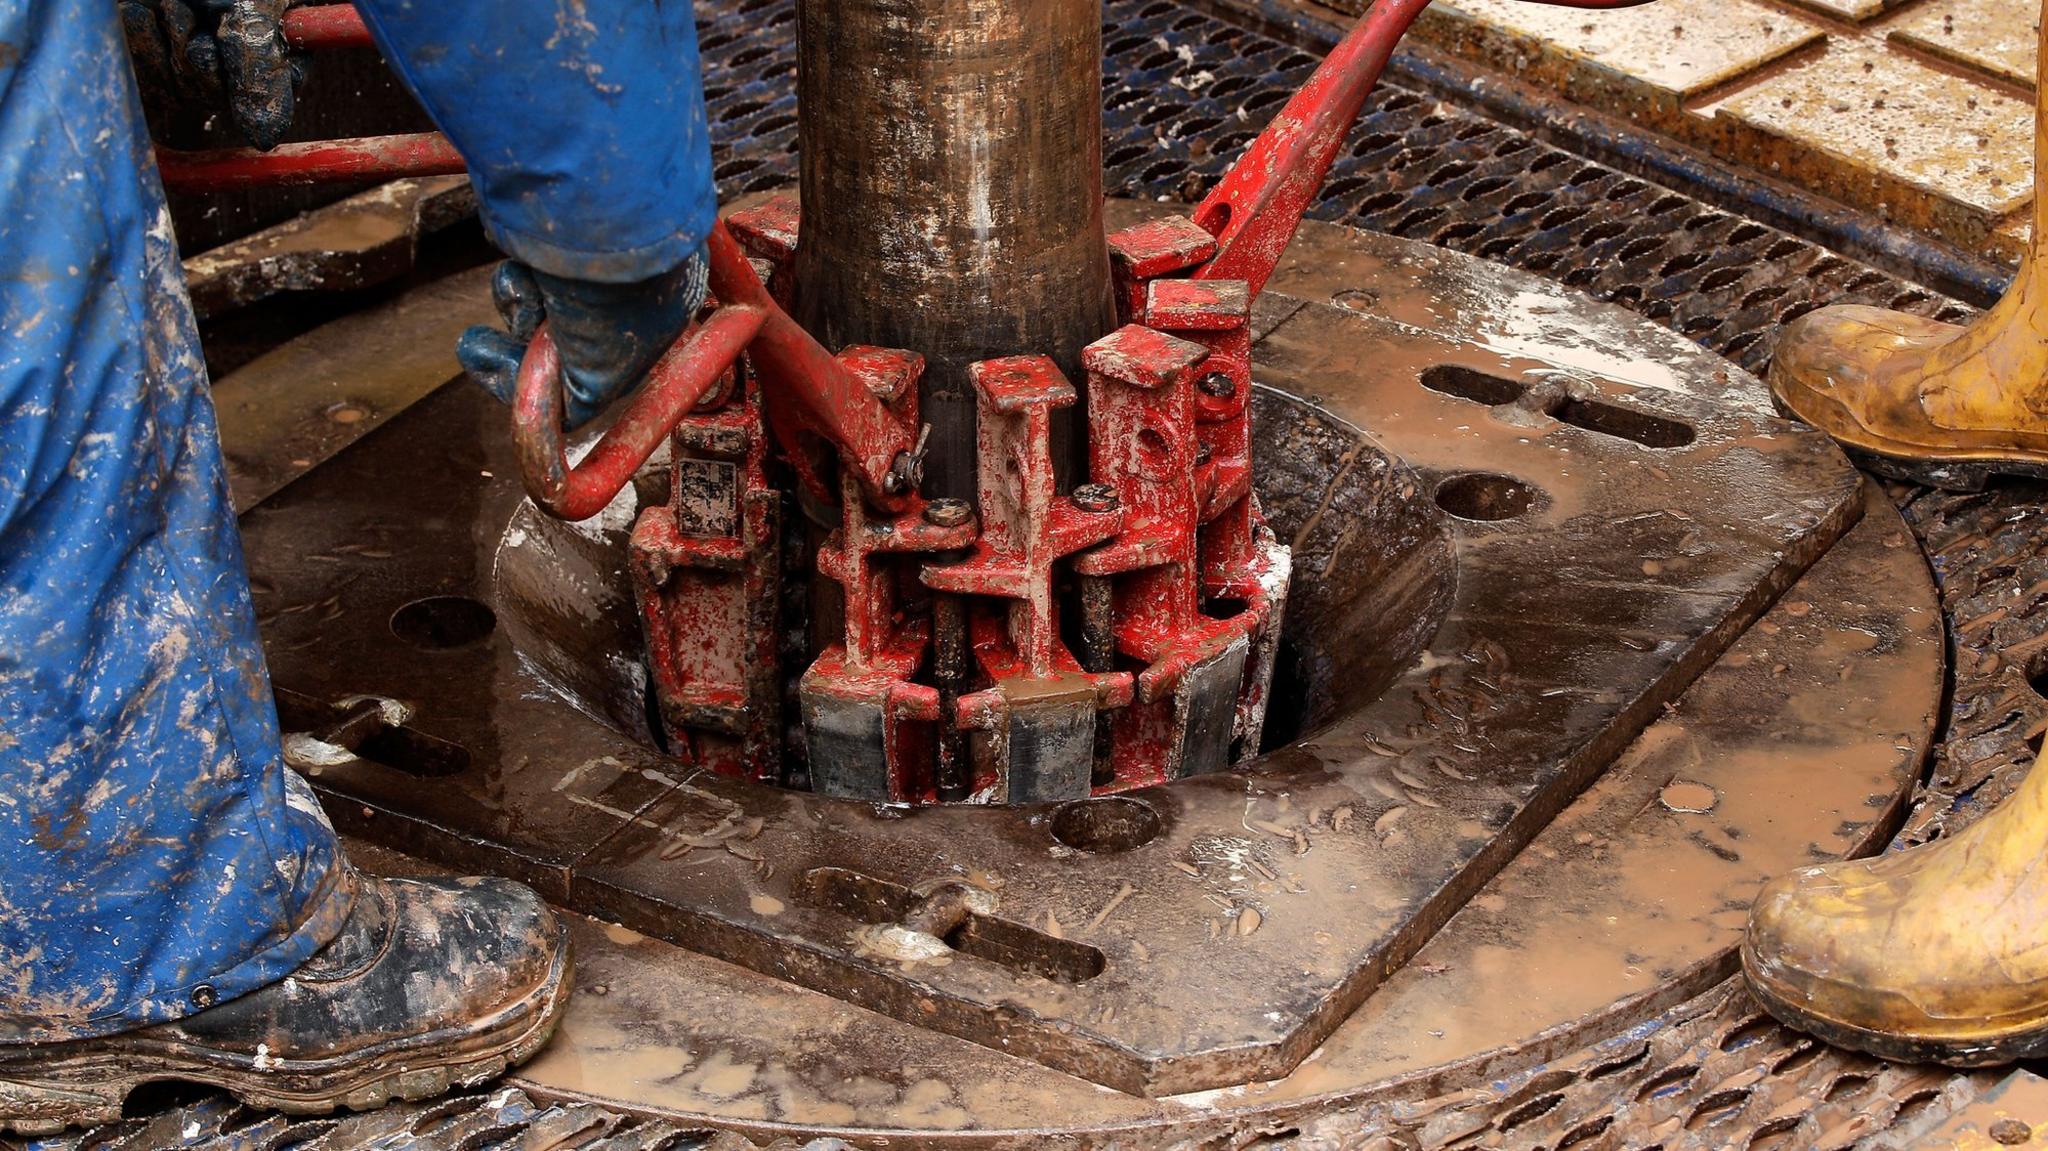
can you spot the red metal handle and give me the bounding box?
[282,5,374,49]
[1193,0,1432,295]
[156,131,464,191]
[703,227,920,508]
[511,222,926,521]
[1193,0,1660,295]
[511,307,765,522]
[155,6,453,192]
[513,242,769,522]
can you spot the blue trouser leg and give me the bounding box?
[352,0,716,283]
[0,0,717,1044]
[0,0,353,1044]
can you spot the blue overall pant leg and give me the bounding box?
[0,0,353,1044]
[351,0,717,284]
[0,0,714,1044]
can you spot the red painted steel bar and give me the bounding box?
[707,229,923,510]
[1193,0,1659,295]
[281,5,375,49]
[155,131,463,191]
[155,5,422,192]
[1192,0,1432,294]
[513,221,925,522]
[514,226,769,521]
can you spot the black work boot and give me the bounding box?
[0,874,571,1135]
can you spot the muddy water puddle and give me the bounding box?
[504,492,1938,1136]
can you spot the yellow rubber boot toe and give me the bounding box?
[1766,7,2048,487]
[1743,749,2048,1066]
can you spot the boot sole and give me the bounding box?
[1837,441,2048,494]
[0,922,571,1136]
[1771,377,2048,492]
[1743,946,2048,1068]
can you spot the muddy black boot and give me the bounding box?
[0,874,571,1135]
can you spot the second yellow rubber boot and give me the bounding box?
[1769,8,2048,489]
[1742,744,2048,1067]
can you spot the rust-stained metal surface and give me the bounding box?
[58,476,2043,1148]
[59,466,1936,1151]
[48,477,1928,1149]
[208,263,497,512]
[182,176,475,320]
[236,201,1863,1103]
[498,484,1936,1147]
[1888,1070,2048,1150]
[0,1083,779,1151]
[791,0,1114,500]
[83,0,2047,1143]
[1891,482,2048,851]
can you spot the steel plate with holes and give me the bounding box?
[44,0,1998,1138]
[58,0,1979,1140]
[240,201,1875,1109]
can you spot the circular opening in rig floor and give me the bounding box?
[1049,796,1163,853]
[389,595,498,650]
[1433,472,1541,522]
[492,388,1455,801]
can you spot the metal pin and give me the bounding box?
[934,594,970,801]
[1080,573,1117,787]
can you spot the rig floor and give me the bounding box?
[19,0,2048,1146]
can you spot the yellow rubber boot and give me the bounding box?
[1768,9,2048,489]
[1742,745,2048,1066]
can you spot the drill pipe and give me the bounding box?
[792,0,1116,501]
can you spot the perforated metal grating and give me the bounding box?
[23,0,2048,1146]
[695,0,1976,378]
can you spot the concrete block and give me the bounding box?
[1890,0,2039,89]
[1421,0,1822,113]
[1706,41,2035,239]
[1775,0,1902,23]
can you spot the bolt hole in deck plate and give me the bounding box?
[241,207,1884,1105]
[389,594,496,649]
[1434,472,1541,521]
[1050,796,1164,854]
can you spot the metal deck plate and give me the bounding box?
[511,484,1936,1145]
[249,480,1934,1149]
[42,0,2000,1141]
[241,209,1863,1099]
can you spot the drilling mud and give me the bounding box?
[231,201,1919,1141]
[489,482,1932,1146]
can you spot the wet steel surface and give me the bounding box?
[238,200,1864,1103]
[73,0,2042,1143]
[498,485,1935,1146]
[86,471,1937,1151]
[0,1084,765,1151]
[1892,1070,2048,1150]
[210,263,497,512]
[96,482,1929,1149]
[182,176,476,320]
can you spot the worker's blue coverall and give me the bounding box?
[0,0,714,1043]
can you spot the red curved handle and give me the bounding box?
[511,221,925,521]
[282,5,375,49]
[1194,0,1661,294]
[513,286,767,522]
